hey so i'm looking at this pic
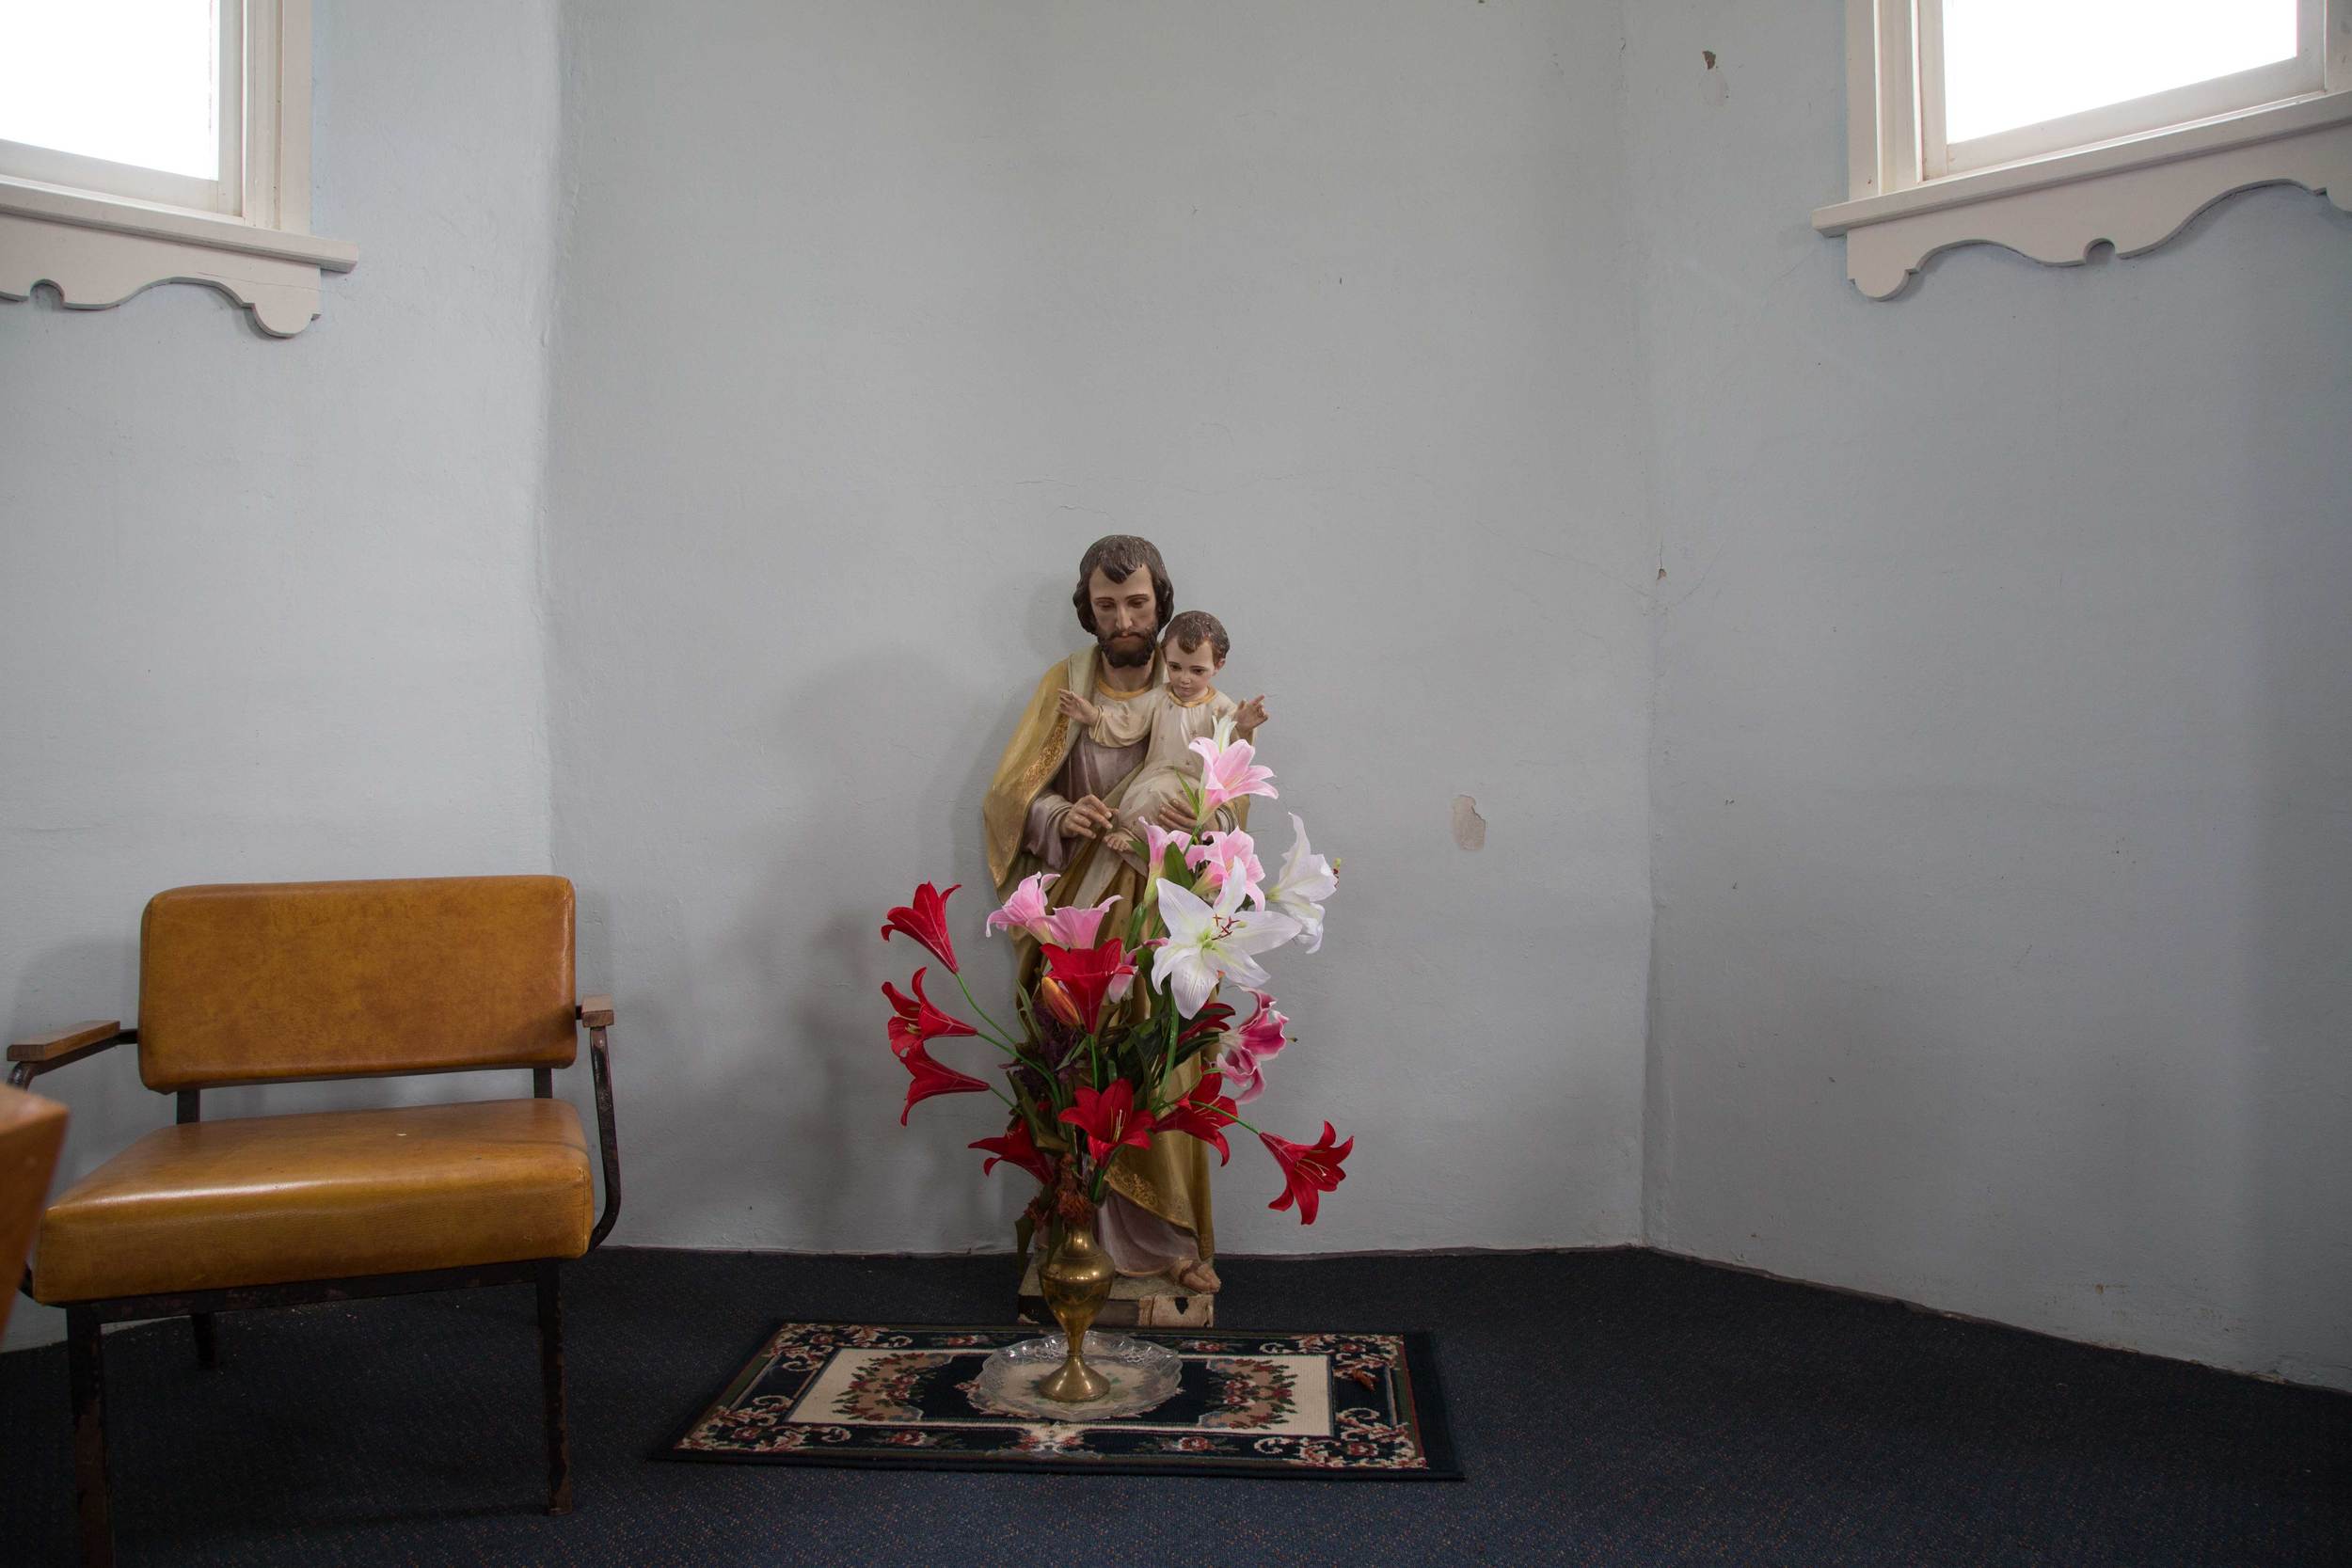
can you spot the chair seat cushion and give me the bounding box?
[33,1099,595,1304]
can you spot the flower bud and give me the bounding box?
[1034,976,1083,1030]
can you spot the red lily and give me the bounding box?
[1176,999,1235,1047]
[970,1119,1055,1184]
[1039,937,1136,1035]
[898,1038,989,1125]
[882,967,977,1058]
[1260,1122,1354,1224]
[1157,1071,1238,1165]
[881,882,961,974]
[1057,1081,1158,1164]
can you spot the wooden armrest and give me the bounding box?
[577,995,615,1029]
[8,1021,127,1065]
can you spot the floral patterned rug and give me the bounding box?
[668,1323,1460,1479]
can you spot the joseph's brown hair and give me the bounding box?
[1163,610,1229,662]
[1073,534,1176,637]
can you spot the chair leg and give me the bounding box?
[190,1312,218,1368]
[536,1262,573,1514]
[66,1306,116,1568]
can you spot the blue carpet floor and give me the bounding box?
[0,1246,2344,1565]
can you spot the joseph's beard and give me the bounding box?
[1100,631,1154,668]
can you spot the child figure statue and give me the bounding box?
[1057,610,1270,867]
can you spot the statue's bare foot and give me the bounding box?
[1174,1259,1222,1293]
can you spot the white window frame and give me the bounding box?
[0,0,356,337]
[1815,0,2352,298]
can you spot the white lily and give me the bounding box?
[1266,813,1338,954]
[1151,877,1302,1017]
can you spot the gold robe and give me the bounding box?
[983,648,1243,1266]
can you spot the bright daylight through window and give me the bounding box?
[1931,0,2312,173]
[1942,0,2300,146]
[0,0,224,180]
[1817,0,2351,296]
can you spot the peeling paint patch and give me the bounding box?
[1452,795,1487,850]
[1703,49,1717,70]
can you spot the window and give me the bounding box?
[1816,0,2352,297]
[1,0,240,213]
[0,0,355,336]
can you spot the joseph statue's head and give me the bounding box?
[1072,534,1174,669]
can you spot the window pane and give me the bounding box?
[1943,0,2301,145]
[0,0,220,179]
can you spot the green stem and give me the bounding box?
[946,964,1022,1045]
[939,967,1058,1078]
[1154,981,1181,1090]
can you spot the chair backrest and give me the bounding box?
[138,877,578,1091]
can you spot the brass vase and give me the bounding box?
[1036,1222,1115,1402]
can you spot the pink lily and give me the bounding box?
[1143,822,1194,874]
[1185,829,1265,907]
[1039,894,1121,949]
[1217,989,1289,1103]
[1188,719,1278,815]
[985,871,1058,942]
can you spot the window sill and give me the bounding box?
[1814,89,2352,298]
[0,175,358,337]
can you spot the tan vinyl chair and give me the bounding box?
[8,876,622,1568]
[0,1084,70,1342]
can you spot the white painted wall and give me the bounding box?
[8,0,2340,1394]
[1625,3,2352,1388]
[541,1,1656,1260]
[0,1,564,1349]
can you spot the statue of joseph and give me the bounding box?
[981,534,1240,1294]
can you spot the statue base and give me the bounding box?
[1016,1254,1216,1329]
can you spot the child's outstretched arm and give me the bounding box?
[1057,689,1103,729]
[1233,693,1270,740]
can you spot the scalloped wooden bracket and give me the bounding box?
[0,176,357,339]
[1819,110,2352,299]
[1,215,322,336]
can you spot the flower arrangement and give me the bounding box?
[880,720,1350,1239]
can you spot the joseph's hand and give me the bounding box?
[1061,795,1115,841]
[1153,800,1195,832]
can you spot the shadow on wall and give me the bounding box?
[647,570,1091,1259]
[2243,198,2352,1387]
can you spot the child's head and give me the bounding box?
[1162,610,1229,703]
